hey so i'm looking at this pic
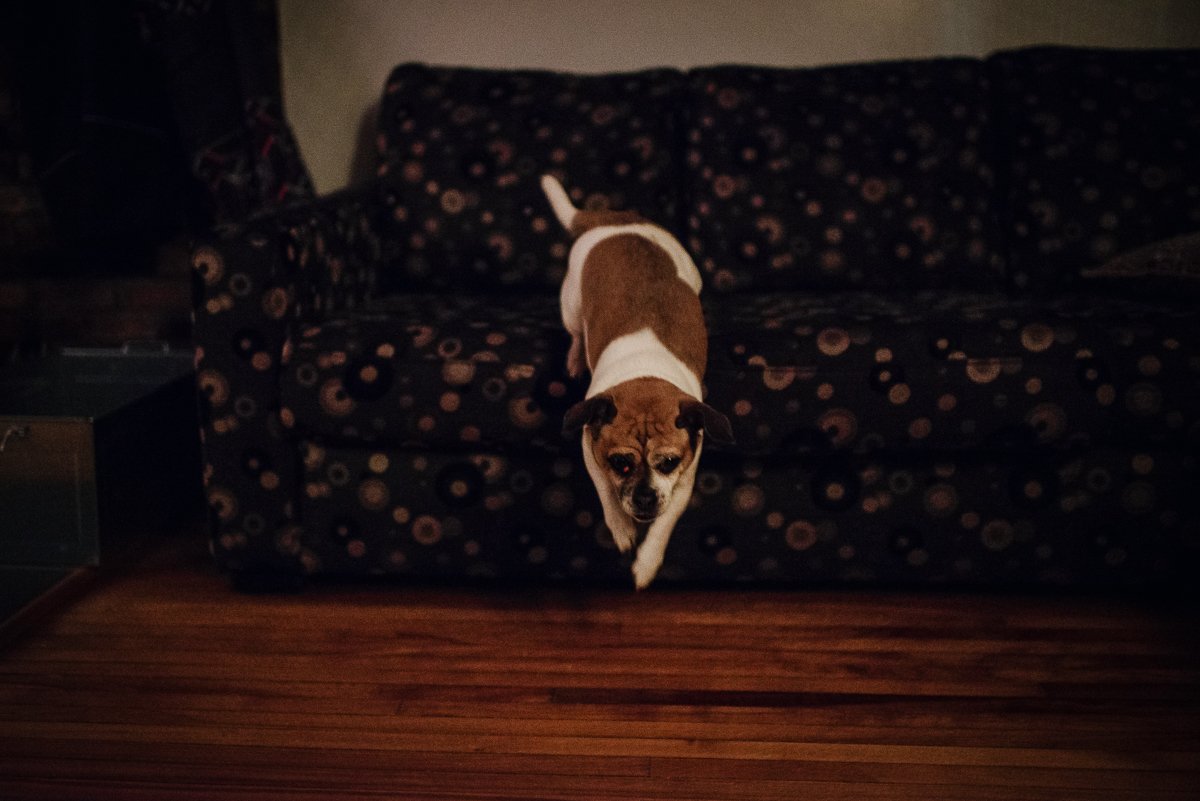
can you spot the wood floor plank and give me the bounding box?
[4,751,1196,796]
[0,778,1183,801]
[3,717,1197,772]
[2,699,1198,753]
[13,647,1194,692]
[6,681,1199,754]
[29,623,1193,661]
[1,532,1197,801]
[4,737,1194,794]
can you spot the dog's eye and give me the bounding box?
[656,456,681,475]
[607,454,634,477]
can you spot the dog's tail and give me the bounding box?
[541,174,579,233]
[541,174,644,237]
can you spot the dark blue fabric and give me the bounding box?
[193,49,1200,588]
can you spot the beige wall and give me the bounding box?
[280,0,1200,193]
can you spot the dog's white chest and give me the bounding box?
[586,329,703,400]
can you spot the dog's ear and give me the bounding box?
[563,394,617,438]
[676,399,735,445]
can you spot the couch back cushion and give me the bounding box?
[374,64,684,294]
[993,47,1200,293]
[684,60,1004,293]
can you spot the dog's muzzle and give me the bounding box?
[631,484,659,522]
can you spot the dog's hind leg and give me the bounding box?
[566,333,585,379]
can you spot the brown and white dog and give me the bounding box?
[541,175,733,589]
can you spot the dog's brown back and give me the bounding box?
[579,233,707,381]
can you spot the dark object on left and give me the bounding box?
[0,348,202,570]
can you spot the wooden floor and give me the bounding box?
[1,533,1198,800]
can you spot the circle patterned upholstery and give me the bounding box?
[193,48,1200,588]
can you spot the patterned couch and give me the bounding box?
[193,47,1200,589]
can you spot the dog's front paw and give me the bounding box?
[608,522,636,554]
[631,553,663,591]
[601,508,637,554]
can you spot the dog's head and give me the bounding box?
[563,378,733,523]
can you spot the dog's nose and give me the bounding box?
[633,484,657,511]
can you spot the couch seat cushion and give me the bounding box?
[705,291,1200,455]
[281,291,1199,458]
[280,295,577,452]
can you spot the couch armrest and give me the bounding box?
[281,184,383,318]
[190,184,382,576]
[195,182,383,330]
